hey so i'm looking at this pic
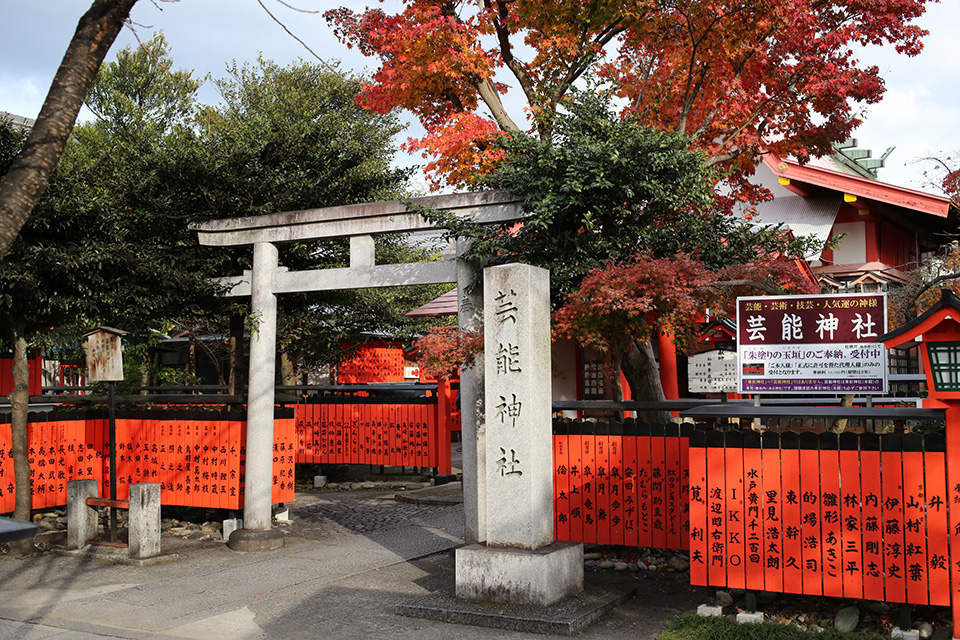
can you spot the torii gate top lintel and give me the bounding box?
[192,190,526,298]
[191,190,524,248]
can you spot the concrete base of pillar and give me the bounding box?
[397,572,632,636]
[128,483,161,559]
[53,546,177,566]
[227,527,284,552]
[455,541,583,606]
[222,518,243,541]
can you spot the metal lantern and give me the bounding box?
[926,341,960,393]
[880,289,960,406]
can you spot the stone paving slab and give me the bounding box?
[396,574,636,635]
[394,481,464,506]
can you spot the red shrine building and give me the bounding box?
[753,149,954,295]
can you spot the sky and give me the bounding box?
[1,0,958,196]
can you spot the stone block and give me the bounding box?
[223,518,243,541]
[891,629,920,640]
[456,542,583,606]
[228,527,284,551]
[128,483,161,559]
[313,475,327,488]
[483,264,553,550]
[737,612,765,625]
[697,605,723,618]
[66,479,99,550]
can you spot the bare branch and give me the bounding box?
[705,151,740,166]
[124,20,176,77]
[911,271,960,305]
[271,0,320,14]
[468,75,522,132]
[486,0,538,111]
[548,22,627,114]
[256,0,338,75]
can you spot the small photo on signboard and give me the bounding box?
[687,349,738,394]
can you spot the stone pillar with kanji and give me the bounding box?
[455,263,583,606]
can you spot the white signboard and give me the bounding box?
[83,327,125,382]
[688,349,738,393]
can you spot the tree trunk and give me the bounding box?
[280,351,298,386]
[0,0,139,259]
[621,338,672,424]
[829,393,855,433]
[140,359,150,393]
[187,334,197,378]
[9,337,32,528]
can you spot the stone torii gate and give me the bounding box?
[192,191,524,551]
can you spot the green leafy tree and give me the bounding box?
[459,93,817,290]
[423,93,820,413]
[192,57,412,219]
[186,57,445,378]
[7,37,445,388]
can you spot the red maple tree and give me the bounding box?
[327,0,929,191]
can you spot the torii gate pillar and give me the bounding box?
[229,242,284,550]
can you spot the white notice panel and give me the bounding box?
[83,328,125,382]
[688,350,738,393]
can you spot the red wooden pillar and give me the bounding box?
[30,351,43,395]
[657,329,680,402]
[436,380,452,475]
[946,405,960,632]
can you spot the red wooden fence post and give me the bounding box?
[30,351,43,395]
[656,329,679,406]
[437,380,452,475]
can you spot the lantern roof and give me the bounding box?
[82,326,128,338]
[880,289,960,349]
